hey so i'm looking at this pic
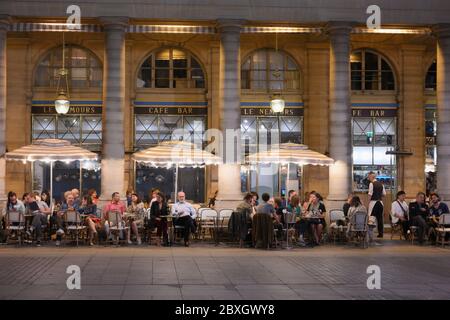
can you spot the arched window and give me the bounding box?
[241,49,300,90]
[425,60,436,91]
[34,45,102,88]
[351,50,395,91]
[137,48,205,89]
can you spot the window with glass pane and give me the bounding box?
[352,116,397,191]
[138,48,205,89]
[135,114,206,149]
[280,117,302,144]
[240,115,303,193]
[57,116,80,143]
[183,117,204,147]
[374,118,395,145]
[33,116,56,140]
[135,115,158,146]
[241,49,300,91]
[425,61,436,91]
[351,50,395,91]
[351,52,362,90]
[34,45,102,88]
[352,118,373,145]
[159,116,182,142]
[81,116,102,145]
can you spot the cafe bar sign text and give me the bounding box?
[352,108,397,117]
[134,102,208,116]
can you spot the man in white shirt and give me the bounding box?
[171,191,197,246]
[390,190,410,238]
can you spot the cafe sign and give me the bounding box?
[32,105,102,114]
[134,101,208,116]
[241,107,303,116]
[352,108,397,117]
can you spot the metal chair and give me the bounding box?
[199,209,218,241]
[348,211,369,248]
[5,210,26,245]
[64,210,87,246]
[435,214,450,248]
[329,209,347,244]
[107,211,128,246]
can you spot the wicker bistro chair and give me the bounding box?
[217,209,233,239]
[435,214,450,247]
[282,211,297,248]
[199,209,219,242]
[329,209,347,244]
[5,210,26,245]
[64,210,87,246]
[106,210,129,246]
[389,214,404,240]
[347,211,369,248]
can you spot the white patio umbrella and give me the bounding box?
[4,139,98,202]
[132,140,222,201]
[247,142,334,249]
[247,143,334,194]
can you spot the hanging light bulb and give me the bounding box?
[270,95,285,113]
[55,32,70,114]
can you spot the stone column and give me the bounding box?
[99,17,128,204]
[0,16,11,207]
[304,43,330,198]
[215,19,244,210]
[435,24,450,201]
[400,46,425,197]
[326,22,353,209]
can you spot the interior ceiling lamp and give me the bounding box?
[55,32,70,114]
[270,32,285,114]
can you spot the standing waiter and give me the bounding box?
[367,172,386,238]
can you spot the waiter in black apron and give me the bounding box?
[368,171,386,238]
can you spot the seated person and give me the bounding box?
[234,193,255,247]
[55,192,82,246]
[303,191,326,246]
[346,196,369,240]
[26,193,51,247]
[151,191,170,246]
[80,195,99,246]
[171,191,197,247]
[125,193,144,245]
[428,192,450,243]
[343,193,353,217]
[287,195,307,247]
[256,193,276,217]
[102,192,127,242]
[273,197,284,239]
[390,191,410,238]
[408,192,429,245]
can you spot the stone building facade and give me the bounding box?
[0,1,449,217]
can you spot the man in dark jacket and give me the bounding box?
[408,192,429,244]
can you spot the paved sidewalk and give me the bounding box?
[0,240,449,300]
